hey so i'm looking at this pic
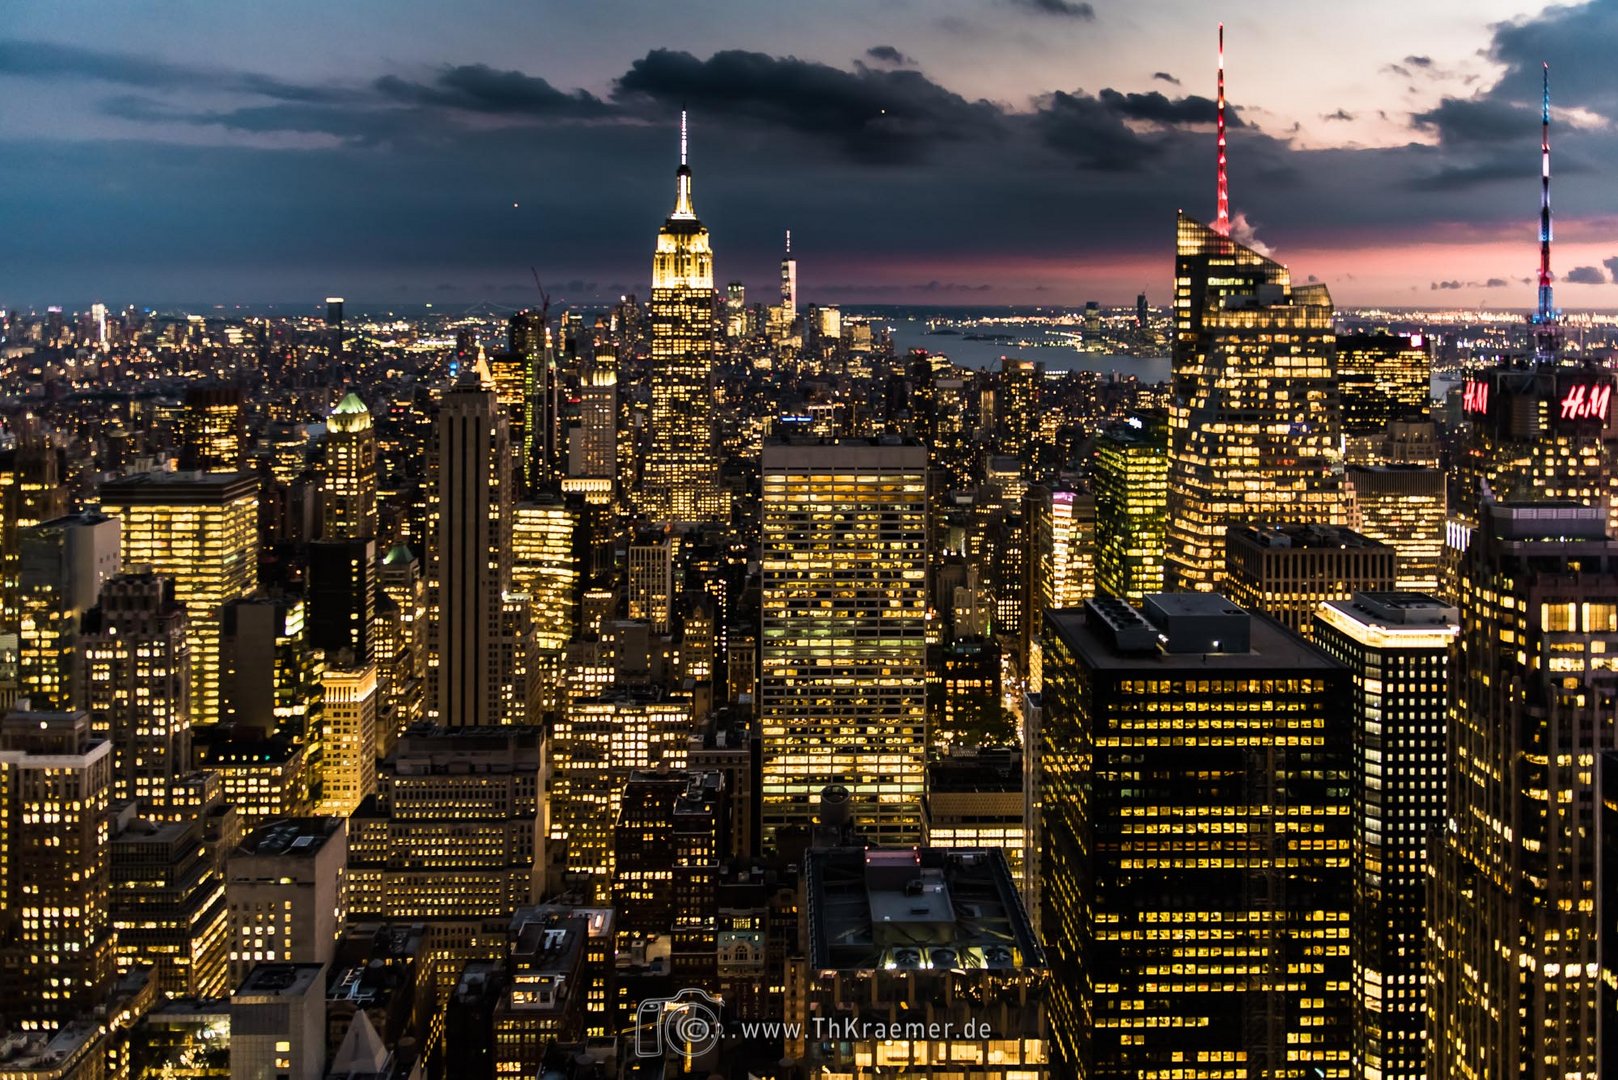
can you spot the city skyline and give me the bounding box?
[6,1,1618,306]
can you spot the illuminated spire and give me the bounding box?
[1533,61,1560,360]
[672,110,695,219]
[1214,22,1230,236]
[785,228,791,255]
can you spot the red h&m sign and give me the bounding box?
[1462,379,1489,415]
[1560,383,1612,422]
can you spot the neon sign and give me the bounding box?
[1560,383,1612,422]
[1462,379,1489,415]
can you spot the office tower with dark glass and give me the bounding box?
[1335,333,1431,437]
[643,114,724,523]
[1094,415,1168,604]
[1313,593,1456,1080]
[1166,214,1343,591]
[430,360,513,727]
[1429,503,1618,1079]
[760,439,928,848]
[1041,595,1352,1077]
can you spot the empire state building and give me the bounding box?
[642,114,726,523]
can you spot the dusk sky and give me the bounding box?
[6,0,1618,310]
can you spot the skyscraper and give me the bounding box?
[1335,333,1431,438]
[1223,523,1397,640]
[760,439,928,848]
[1429,503,1618,1079]
[642,113,725,524]
[15,511,120,709]
[430,361,514,728]
[80,573,193,816]
[99,470,258,727]
[1094,415,1168,604]
[1166,214,1343,591]
[0,710,115,1026]
[1313,592,1456,1080]
[1040,595,1352,1076]
[322,391,377,541]
[779,229,797,314]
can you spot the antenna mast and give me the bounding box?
[1214,23,1230,236]
[1534,61,1559,361]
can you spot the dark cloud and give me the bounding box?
[911,281,993,292]
[1565,265,1607,284]
[614,48,1002,163]
[1604,256,1618,282]
[865,45,914,66]
[1097,88,1239,128]
[1412,96,1536,146]
[1151,72,1180,86]
[0,39,350,104]
[1004,0,1095,18]
[1033,91,1156,171]
[1406,55,1434,69]
[1323,109,1354,122]
[1430,277,1511,290]
[373,64,614,118]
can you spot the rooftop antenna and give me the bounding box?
[785,228,792,254]
[1533,62,1559,361]
[1214,22,1230,236]
[680,108,688,167]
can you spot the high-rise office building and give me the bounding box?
[1345,465,1446,592]
[1223,523,1397,639]
[566,343,617,501]
[1094,415,1169,604]
[922,749,1026,885]
[15,511,120,709]
[0,710,115,1026]
[507,308,562,496]
[511,497,578,656]
[552,689,691,888]
[1166,214,1343,590]
[377,544,427,744]
[99,470,258,726]
[1313,593,1456,1080]
[792,846,1049,1077]
[1040,595,1352,1077]
[1451,362,1618,535]
[997,357,1041,461]
[430,361,513,728]
[225,817,348,985]
[0,425,69,704]
[347,725,542,920]
[1336,333,1430,436]
[760,439,928,848]
[307,535,376,666]
[779,229,797,314]
[628,529,675,634]
[643,114,724,523]
[229,963,327,1080]
[1429,502,1618,1079]
[179,387,246,473]
[323,391,378,541]
[613,768,725,980]
[80,573,193,815]
[109,809,230,998]
[317,664,377,817]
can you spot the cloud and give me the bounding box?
[1097,88,1239,128]
[1004,0,1095,17]
[1151,72,1180,86]
[865,45,914,66]
[1565,265,1607,284]
[614,48,1002,163]
[373,64,614,118]
[911,281,993,292]
[1604,256,1618,282]
[1429,277,1511,290]
[1412,96,1537,146]
[1323,109,1354,122]
[0,38,350,103]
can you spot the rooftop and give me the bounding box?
[236,817,344,858]
[236,963,325,999]
[1049,595,1336,673]
[805,846,1042,972]
[1229,523,1390,551]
